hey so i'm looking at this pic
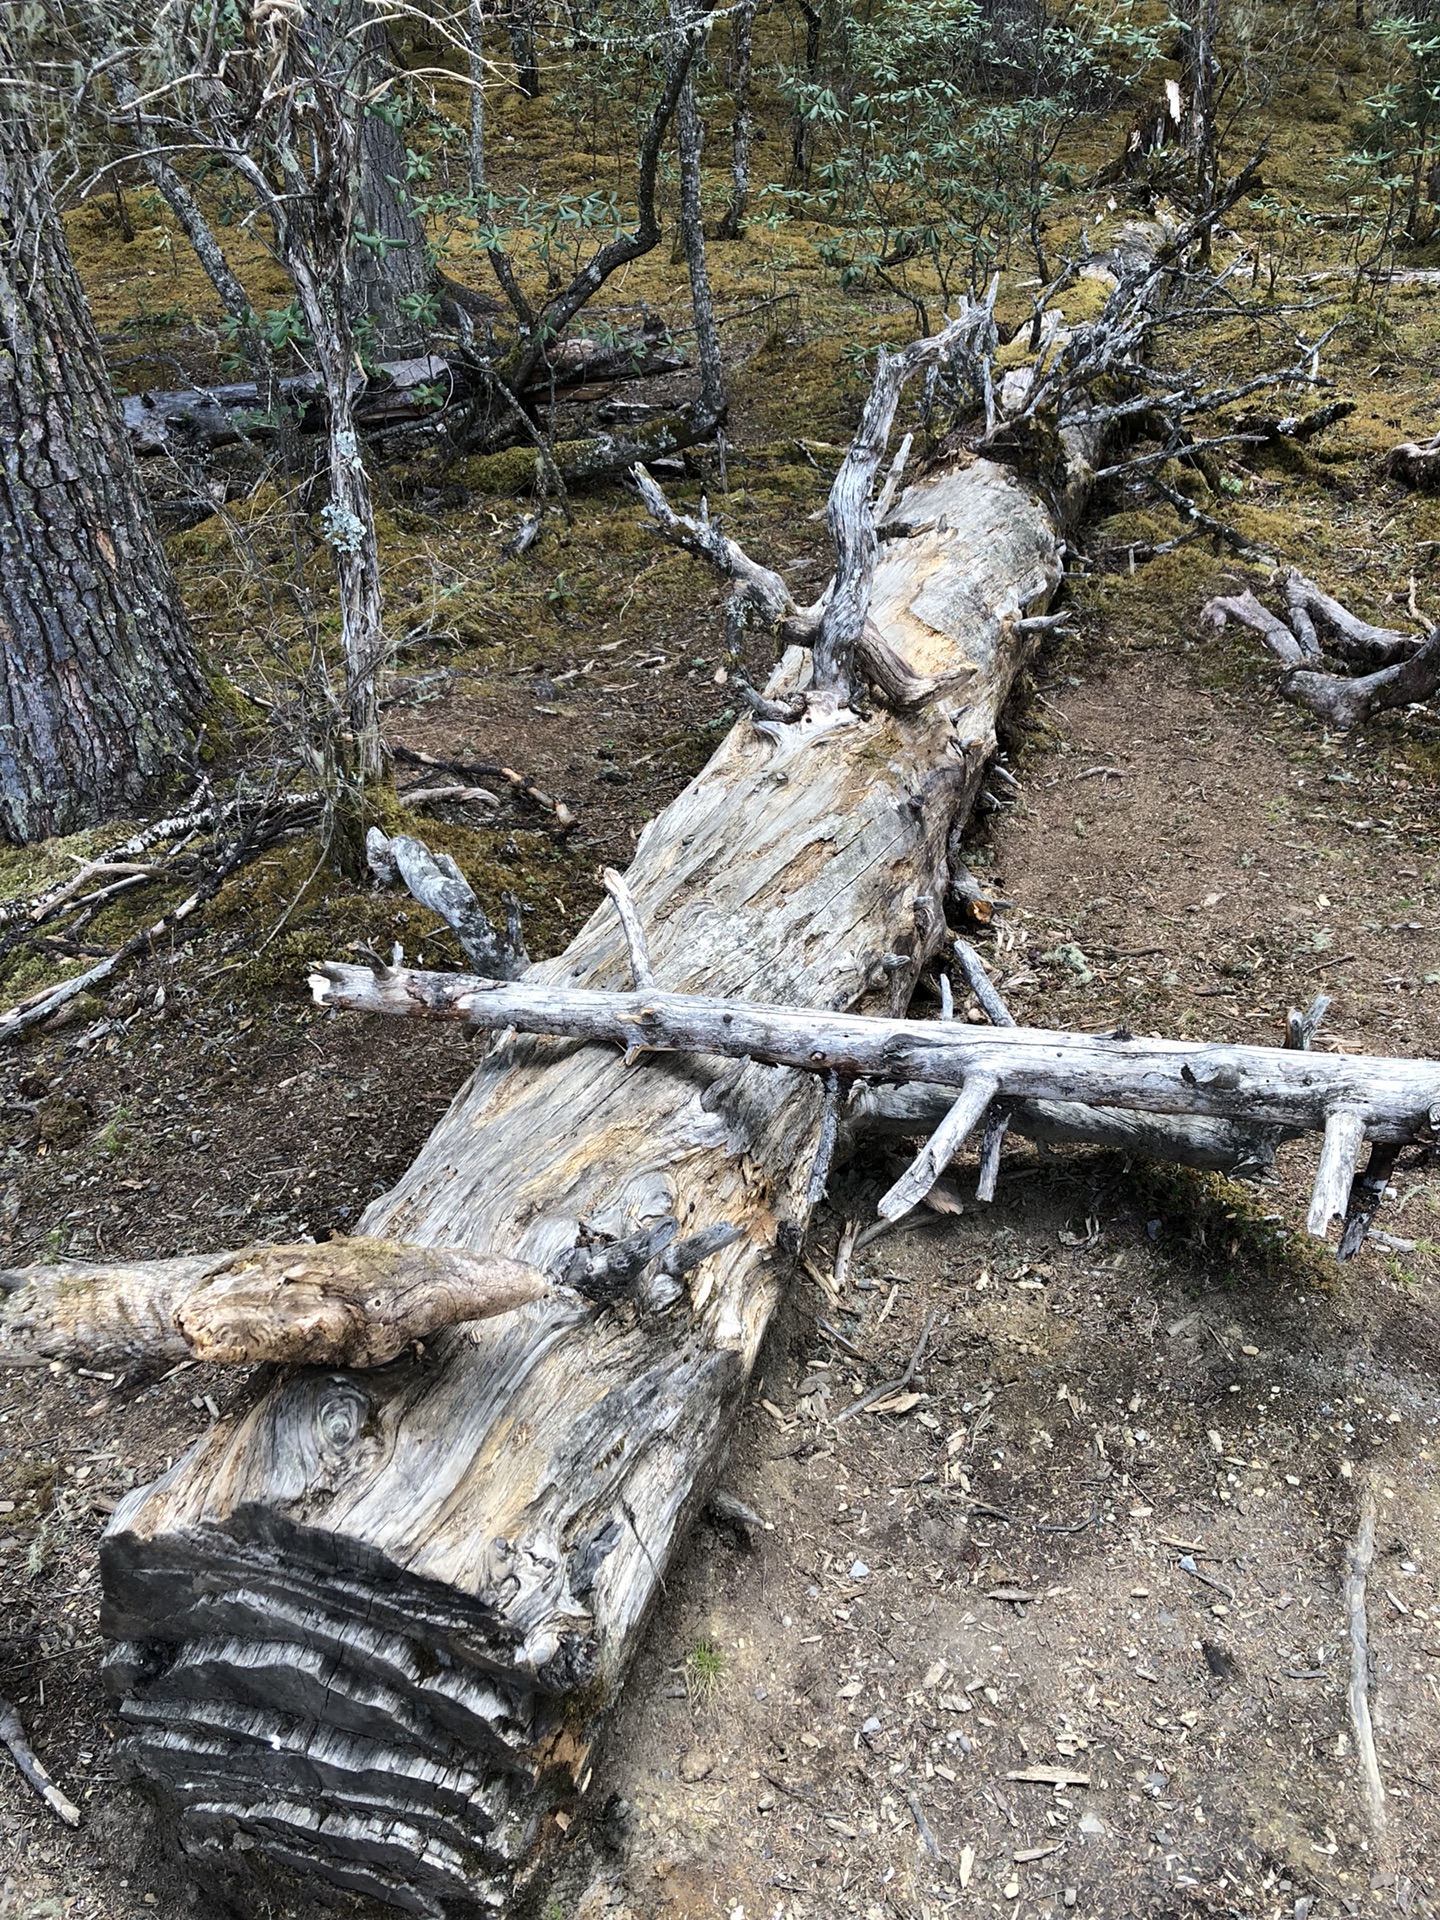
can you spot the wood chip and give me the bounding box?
[1007,1766,1091,1787]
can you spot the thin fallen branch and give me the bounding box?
[391,743,576,827]
[953,938,1015,1029]
[309,964,1440,1240]
[1345,1490,1387,1834]
[878,1072,1000,1220]
[0,1698,80,1827]
[603,867,655,989]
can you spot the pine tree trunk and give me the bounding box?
[0,101,204,844]
[349,20,436,355]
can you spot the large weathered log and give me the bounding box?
[101,264,1161,1915]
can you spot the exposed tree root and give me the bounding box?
[1202,569,1440,727]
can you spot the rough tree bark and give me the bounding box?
[351,18,437,356]
[103,254,1167,1911]
[716,0,755,239]
[672,0,726,426]
[466,0,486,197]
[0,72,204,844]
[675,0,725,428]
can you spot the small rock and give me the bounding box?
[849,1559,870,1580]
[678,1748,713,1783]
[1064,1890,1078,1910]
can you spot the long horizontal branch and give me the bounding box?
[309,963,1440,1143]
[858,1083,1281,1175]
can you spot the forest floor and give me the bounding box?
[6,29,1440,1919]
[4,541,1440,1920]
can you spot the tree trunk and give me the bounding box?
[672,2,725,423]
[0,95,204,844]
[716,0,755,238]
[350,21,436,355]
[467,0,486,197]
[508,0,540,97]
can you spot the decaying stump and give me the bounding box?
[1202,569,1440,726]
[99,238,1211,1915]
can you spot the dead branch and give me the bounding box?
[391,743,575,826]
[1203,576,1440,727]
[1386,430,1440,490]
[309,963,1440,1242]
[0,1698,80,1827]
[119,336,686,459]
[367,829,528,979]
[603,867,655,989]
[1345,1489,1387,1833]
[632,464,944,710]
[0,1222,742,1369]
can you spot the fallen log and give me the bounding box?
[121,331,686,458]
[101,243,1180,1915]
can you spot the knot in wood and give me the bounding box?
[315,1379,371,1461]
[1181,1058,1242,1092]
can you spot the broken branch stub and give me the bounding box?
[0,1240,556,1369]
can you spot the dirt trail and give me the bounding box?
[544,637,1440,1920]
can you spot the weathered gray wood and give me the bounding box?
[306,966,1440,1148]
[105,440,1065,1915]
[877,1072,999,1219]
[0,1240,555,1369]
[1308,1107,1368,1240]
[120,336,685,458]
[857,1083,1280,1176]
[368,829,527,980]
[101,263,1165,1914]
[1202,584,1440,728]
